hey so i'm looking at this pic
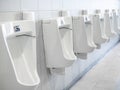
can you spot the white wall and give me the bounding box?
[0,0,119,17]
[0,0,120,90]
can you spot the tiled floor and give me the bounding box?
[71,43,120,90]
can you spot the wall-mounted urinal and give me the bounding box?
[85,18,97,49]
[58,10,96,59]
[42,17,76,74]
[111,9,120,34]
[72,17,95,58]
[1,20,40,86]
[91,10,108,48]
[103,10,116,38]
[79,10,97,49]
[117,9,120,30]
[72,10,96,59]
[96,10,110,41]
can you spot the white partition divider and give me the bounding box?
[42,17,76,74]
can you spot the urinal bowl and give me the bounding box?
[117,10,120,31]
[104,12,116,38]
[92,15,107,45]
[6,35,39,86]
[99,17,110,42]
[1,20,40,86]
[85,21,97,50]
[72,16,95,55]
[42,17,76,69]
[111,10,120,34]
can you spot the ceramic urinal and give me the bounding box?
[91,10,107,47]
[1,20,40,86]
[95,10,110,41]
[82,10,97,49]
[42,17,76,73]
[72,10,96,59]
[111,9,119,34]
[103,10,116,38]
[117,9,120,30]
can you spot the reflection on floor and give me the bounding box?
[71,43,120,90]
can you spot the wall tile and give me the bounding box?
[62,0,80,10]
[0,0,20,11]
[38,0,52,10]
[51,0,61,10]
[21,0,38,10]
[38,11,52,19]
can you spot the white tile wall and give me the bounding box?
[0,0,120,90]
[51,0,61,10]
[39,0,52,10]
[21,0,38,10]
[62,0,80,10]
[38,11,52,19]
[0,0,119,16]
[0,0,20,11]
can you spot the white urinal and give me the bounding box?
[1,20,40,86]
[72,16,95,54]
[117,9,120,30]
[58,10,90,59]
[111,9,119,34]
[91,11,107,46]
[81,10,97,49]
[95,10,110,42]
[103,10,116,38]
[85,18,97,48]
[42,17,76,70]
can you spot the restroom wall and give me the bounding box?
[0,0,120,90]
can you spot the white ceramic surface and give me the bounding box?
[72,16,95,54]
[111,10,119,34]
[102,10,116,38]
[1,20,40,86]
[42,17,76,68]
[91,13,107,45]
